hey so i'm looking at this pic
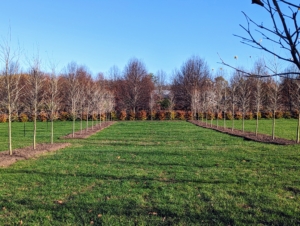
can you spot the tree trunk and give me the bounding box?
[8,108,12,155]
[232,105,234,132]
[223,111,226,129]
[255,110,259,136]
[72,111,75,138]
[242,111,245,132]
[80,110,83,134]
[33,113,37,150]
[51,118,54,144]
[100,110,102,126]
[216,108,219,128]
[297,113,300,143]
[272,110,276,140]
[86,107,89,132]
[92,112,94,130]
[50,110,54,144]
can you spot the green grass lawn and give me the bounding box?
[205,118,299,141]
[0,121,300,225]
[0,120,95,151]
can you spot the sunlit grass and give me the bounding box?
[206,118,298,140]
[0,120,93,151]
[0,121,299,225]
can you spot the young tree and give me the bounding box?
[253,77,262,136]
[268,78,281,139]
[0,37,21,155]
[63,62,81,138]
[78,85,86,134]
[44,64,61,144]
[214,75,227,128]
[236,74,251,132]
[250,59,268,136]
[221,79,228,128]
[206,79,215,125]
[95,73,116,123]
[26,55,45,149]
[77,67,93,132]
[229,74,238,131]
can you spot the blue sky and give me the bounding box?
[0,1,274,80]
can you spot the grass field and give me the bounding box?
[205,118,299,141]
[0,121,300,225]
[0,120,94,151]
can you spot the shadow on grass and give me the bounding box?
[2,181,296,225]
[4,169,236,185]
[5,195,238,225]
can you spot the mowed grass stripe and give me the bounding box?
[0,121,299,225]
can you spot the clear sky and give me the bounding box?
[0,1,275,80]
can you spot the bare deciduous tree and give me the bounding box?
[268,78,282,139]
[44,64,61,144]
[171,56,210,115]
[26,55,45,149]
[0,37,21,155]
[250,59,268,136]
[78,68,93,132]
[121,58,153,113]
[229,75,238,131]
[63,62,81,138]
[221,78,228,128]
[236,74,252,132]
[253,77,262,136]
[214,75,227,128]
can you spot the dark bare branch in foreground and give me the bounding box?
[218,53,300,79]
[221,0,300,79]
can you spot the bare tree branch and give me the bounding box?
[221,0,300,79]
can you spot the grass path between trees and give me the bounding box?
[0,121,300,225]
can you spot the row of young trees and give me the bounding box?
[0,39,115,154]
[172,57,300,114]
[171,56,300,142]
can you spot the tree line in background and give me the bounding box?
[2,50,300,153]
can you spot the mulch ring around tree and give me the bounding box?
[188,120,298,145]
[0,143,71,168]
[62,121,116,139]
